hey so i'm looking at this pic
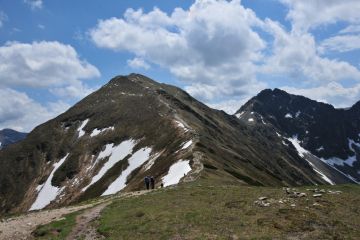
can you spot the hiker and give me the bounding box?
[144,176,150,190]
[150,176,155,189]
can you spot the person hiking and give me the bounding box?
[144,176,150,190]
[150,176,155,189]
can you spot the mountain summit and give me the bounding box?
[0,75,355,216]
[0,128,27,149]
[236,88,360,184]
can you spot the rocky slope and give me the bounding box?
[236,88,360,183]
[0,128,27,149]
[0,74,336,216]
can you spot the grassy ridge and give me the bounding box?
[97,180,360,239]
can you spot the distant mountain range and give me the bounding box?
[0,74,358,216]
[236,88,360,184]
[0,129,27,149]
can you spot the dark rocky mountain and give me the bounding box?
[236,88,360,183]
[0,129,27,150]
[0,74,342,216]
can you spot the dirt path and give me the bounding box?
[0,203,101,240]
[0,190,151,240]
[65,191,151,240]
[66,201,110,240]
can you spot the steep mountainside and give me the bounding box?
[0,74,348,216]
[0,129,27,149]
[236,88,360,183]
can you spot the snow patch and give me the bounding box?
[326,156,357,167]
[102,147,152,196]
[260,115,266,124]
[348,138,360,152]
[162,160,192,187]
[248,118,254,122]
[313,168,335,185]
[175,120,189,132]
[82,140,136,191]
[287,136,334,185]
[30,154,69,211]
[295,111,301,118]
[316,146,324,152]
[90,126,115,137]
[285,113,293,118]
[275,132,282,137]
[235,111,245,118]
[181,140,193,150]
[287,136,307,158]
[77,119,89,138]
[144,152,162,170]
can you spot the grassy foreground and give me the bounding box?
[32,180,360,239]
[97,180,360,239]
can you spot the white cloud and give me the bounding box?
[280,0,360,32]
[24,0,43,10]
[127,57,150,70]
[0,41,100,92]
[0,41,100,131]
[207,99,249,114]
[88,0,360,112]
[38,24,45,30]
[282,82,360,108]
[0,88,70,132]
[340,25,360,34]
[319,34,360,53]
[0,11,8,28]
[261,19,360,83]
[90,0,265,102]
[49,82,99,99]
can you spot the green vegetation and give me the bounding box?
[97,180,360,239]
[32,210,80,240]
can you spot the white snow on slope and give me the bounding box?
[181,140,193,150]
[30,154,69,211]
[348,138,360,153]
[248,118,254,122]
[316,146,324,152]
[82,140,136,191]
[235,111,244,118]
[77,119,89,138]
[287,136,334,185]
[260,115,266,124]
[90,126,115,137]
[285,113,293,118]
[326,156,357,167]
[175,120,189,132]
[162,160,192,187]
[320,158,360,184]
[102,147,152,196]
[144,152,162,170]
[295,111,301,118]
[287,136,307,158]
[312,168,334,185]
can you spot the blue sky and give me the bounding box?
[1,0,360,131]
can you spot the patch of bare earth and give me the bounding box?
[0,204,96,240]
[66,202,111,240]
